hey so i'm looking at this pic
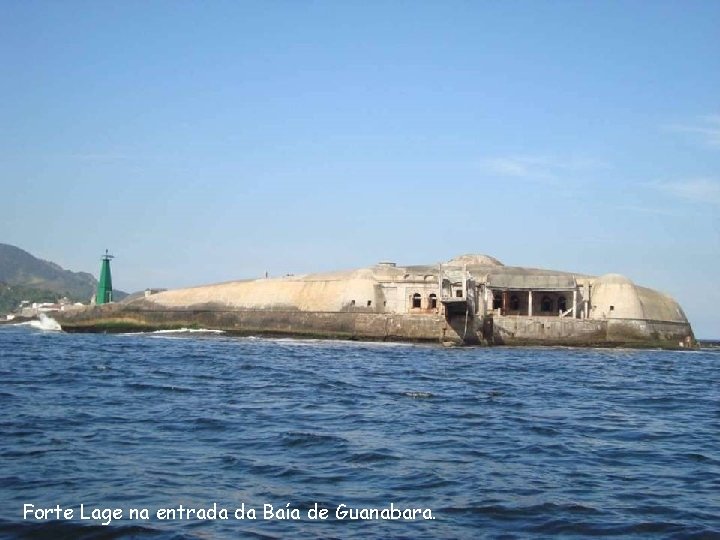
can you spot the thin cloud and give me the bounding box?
[654,178,720,206]
[666,115,720,148]
[614,204,682,217]
[69,153,136,161]
[481,157,540,178]
[479,155,606,182]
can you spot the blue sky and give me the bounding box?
[2,1,719,337]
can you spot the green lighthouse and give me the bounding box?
[96,249,114,304]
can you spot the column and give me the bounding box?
[462,264,467,298]
[528,290,533,317]
[438,263,443,298]
[572,289,577,318]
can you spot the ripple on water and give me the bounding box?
[1,327,719,539]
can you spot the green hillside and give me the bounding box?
[0,283,69,314]
[0,243,126,314]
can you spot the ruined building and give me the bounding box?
[57,253,694,349]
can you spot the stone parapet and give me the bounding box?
[491,316,695,349]
[56,305,696,349]
[56,305,457,343]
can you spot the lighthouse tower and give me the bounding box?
[96,249,114,305]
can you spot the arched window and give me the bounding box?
[412,293,422,309]
[510,295,520,310]
[558,296,567,313]
[429,293,437,309]
[541,296,553,313]
[493,294,502,310]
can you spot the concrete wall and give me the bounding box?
[635,286,688,323]
[57,304,695,349]
[492,316,607,346]
[588,274,688,324]
[56,303,462,343]
[492,315,694,348]
[590,274,645,319]
[147,274,382,313]
[379,281,441,314]
[146,272,447,317]
[606,318,694,348]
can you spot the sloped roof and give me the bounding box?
[487,273,576,290]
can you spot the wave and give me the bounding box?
[0,518,197,539]
[151,328,225,334]
[27,313,62,331]
[402,391,435,399]
[259,336,417,348]
[119,327,226,336]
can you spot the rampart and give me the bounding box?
[56,253,696,349]
[57,303,463,343]
[491,316,694,348]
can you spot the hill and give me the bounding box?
[0,243,125,313]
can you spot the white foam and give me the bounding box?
[266,337,415,347]
[117,327,224,336]
[28,313,62,332]
[149,328,225,335]
[403,391,435,399]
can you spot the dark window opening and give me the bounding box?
[367,300,372,307]
[455,289,463,297]
[510,295,520,310]
[350,300,355,306]
[558,296,567,312]
[493,294,502,310]
[412,293,421,309]
[609,305,615,311]
[541,296,553,313]
[429,294,437,309]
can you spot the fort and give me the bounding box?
[56,254,695,349]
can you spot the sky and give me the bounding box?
[1,1,719,338]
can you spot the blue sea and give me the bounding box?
[0,323,718,539]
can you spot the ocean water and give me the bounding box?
[0,324,718,539]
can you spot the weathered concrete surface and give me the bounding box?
[55,253,697,349]
[56,305,695,349]
[491,316,694,349]
[57,302,465,343]
[140,271,382,313]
